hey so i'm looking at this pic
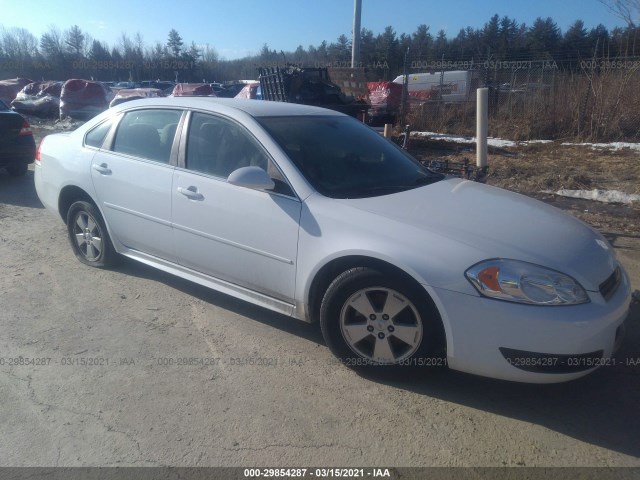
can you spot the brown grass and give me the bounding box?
[408,137,640,233]
[405,69,640,143]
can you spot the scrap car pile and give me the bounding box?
[1,77,116,120]
[0,67,379,123]
[11,81,63,117]
[1,78,229,121]
[1,67,480,127]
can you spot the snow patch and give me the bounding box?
[561,142,640,151]
[411,131,552,148]
[549,189,640,204]
[522,139,554,145]
[411,131,640,151]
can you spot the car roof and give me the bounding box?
[114,97,346,118]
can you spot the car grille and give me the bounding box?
[599,267,621,301]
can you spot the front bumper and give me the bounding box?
[429,266,632,383]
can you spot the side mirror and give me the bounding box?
[227,166,275,191]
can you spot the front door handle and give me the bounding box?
[177,186,204,201]
[93,163,111,175]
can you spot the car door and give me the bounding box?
[90,108,184,261]
[171,111,301,303]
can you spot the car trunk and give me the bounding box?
[0,111,25,146]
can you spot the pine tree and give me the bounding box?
[563,20,591,59]
[412,24,432,61]
[527,17,562,58]
[64,25,85,56]
[167,29,183,58]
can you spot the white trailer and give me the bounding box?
[393,70,475,103]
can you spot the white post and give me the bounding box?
[383,124,392,138]
[476,87,488,168]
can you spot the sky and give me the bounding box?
[0,0,629,59]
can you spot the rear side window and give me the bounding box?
[85,119,113,149]
[112,109,182,163]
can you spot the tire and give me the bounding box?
[320,267,444,369]
[6,162,28,176]
[66,201,119,268]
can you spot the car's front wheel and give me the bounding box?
[320,267,444,369]
[66,201,119,268]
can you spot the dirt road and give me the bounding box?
[0,167,639,468]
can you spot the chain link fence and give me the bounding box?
[400,57,640,142]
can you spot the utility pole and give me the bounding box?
[351,0,362,68]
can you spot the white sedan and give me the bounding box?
[35,98,632,383]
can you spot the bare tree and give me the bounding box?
[134,32,145,59]
[40,25,64,58]
[147,42,167,61]
[83,32,94,57]
[119,32,134,55]
[201,44,219,64]
[599,0,639,27]
[2,27,38,59]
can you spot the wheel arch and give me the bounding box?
[307,255,437,316]
[307,255,448,357]
[58,185,95,224]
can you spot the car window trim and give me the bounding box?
[177,109,299,200]
[101,111,122,151]
[83,116,117,151]
[105,107,186,167]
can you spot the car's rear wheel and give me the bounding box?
[67,201,118,268]
[320,267,444,369]
[6,162,28,176]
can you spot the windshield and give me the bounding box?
[257,115,443,199]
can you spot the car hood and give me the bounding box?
[335,178,617,291]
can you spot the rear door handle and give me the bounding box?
[177,186,204,201]
[92,163,111,175]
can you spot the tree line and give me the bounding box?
[0,15,639,84]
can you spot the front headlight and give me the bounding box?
[465,259,589,305]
